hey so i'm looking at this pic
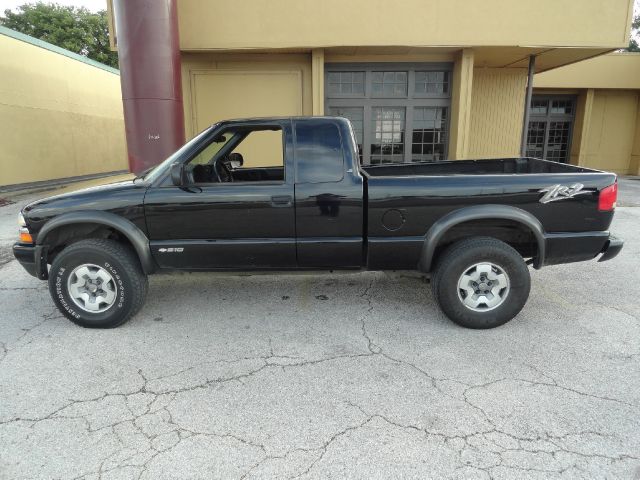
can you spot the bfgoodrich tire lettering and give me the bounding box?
[48,239,148,328]
[432,237,531,329]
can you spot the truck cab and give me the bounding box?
[144,117,364,270]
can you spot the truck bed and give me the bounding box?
[362,157,599,177]
[362,156,617,271]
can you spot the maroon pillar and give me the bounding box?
[112,0,185,174]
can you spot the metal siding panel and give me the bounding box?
[468,68,527,158]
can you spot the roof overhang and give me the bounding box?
[535,53,640,89]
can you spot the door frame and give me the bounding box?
[526,94,576,163]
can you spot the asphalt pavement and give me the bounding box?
[0,178,638,479]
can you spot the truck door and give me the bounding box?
[294,118,364,268]
[144,120,297,270]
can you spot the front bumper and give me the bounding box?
[13,243,48,279]
[598,235,624,262]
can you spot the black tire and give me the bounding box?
[431,237,530,329]
[48,239,148,328]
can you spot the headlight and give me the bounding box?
[18,212,26,227]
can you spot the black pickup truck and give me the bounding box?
[14,117,623,329]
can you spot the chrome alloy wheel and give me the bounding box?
[457,262,510,312]
[67,264,117,313]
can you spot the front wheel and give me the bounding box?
[48,239,148,328]
[432,237,531,329]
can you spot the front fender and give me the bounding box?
[36,210,157,275]
[418,205,546,272]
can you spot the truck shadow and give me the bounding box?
[142,270,445,330]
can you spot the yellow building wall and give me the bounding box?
[535,53,640,90]
[583,90,639,174]
[181,53,312,139]
[631,106,640,175]
[177,0,633,51]
[449,49,474,160]
[0,32,127,187]
[568,90,593,166]
[468,68,527,158]
[535,54,640,174]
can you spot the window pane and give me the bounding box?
[415,71,449,95]
[550,100,573,115]
[329,106,363,163]
[526,121,546,158]
[233,129,284,168]
[370,107,405,164]
[189,133,233,166]
[190,129,285,184]
[411,107,448,162]
[530,99,548,115]
[546,121,571,162]
[295,122,344,183]
[372,71,407,97]
[326,71,364,97]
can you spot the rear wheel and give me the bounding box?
[432,237,530,329]
[48,239,148,328]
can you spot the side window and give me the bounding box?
[189,127,285,184]
[232,129,284,169]
[189,133,232,166]
[295,122,344,183]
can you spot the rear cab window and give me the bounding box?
[294,121,344,183]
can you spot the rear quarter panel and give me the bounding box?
[366,172,616,269]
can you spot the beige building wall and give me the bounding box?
[535,53,640,90]
[631,106,640,175]
[468,68,527,158]
[181,53,312,140]
[583,90,639,174]
[534,54,640,175]
[0,29,127,187]
[180,49,534,164]
[568,89,592,167]
[177,0,633,51]
[448,49,474,160]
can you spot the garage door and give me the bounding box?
[190,69,303,132]
[190,69,303,168]
[325,63,452,165]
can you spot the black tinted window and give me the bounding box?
[295,122,344,183]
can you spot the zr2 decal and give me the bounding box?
[538,183,590,204]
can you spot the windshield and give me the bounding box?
[141,126,216,183]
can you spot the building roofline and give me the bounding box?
[0,25,120,75]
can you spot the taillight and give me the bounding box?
[598,182,617,212]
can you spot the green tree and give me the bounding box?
[0,2,118,68]
[628,14,640,52]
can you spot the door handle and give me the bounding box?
[270,195,292,207]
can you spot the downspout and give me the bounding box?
[520,55,536,157]
[112,0,185,174]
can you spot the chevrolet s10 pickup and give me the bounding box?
[14,117,623,329]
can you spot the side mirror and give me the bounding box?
[170,162,188,186]
[228,152,244,168]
